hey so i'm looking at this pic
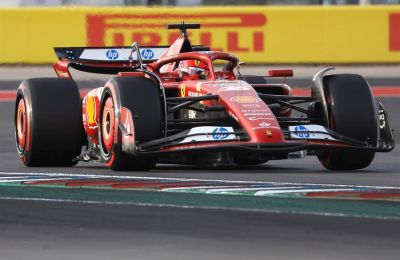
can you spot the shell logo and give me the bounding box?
[230,96,260,104]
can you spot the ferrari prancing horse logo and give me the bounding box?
[86,96,97,129]
[180,84,186,97]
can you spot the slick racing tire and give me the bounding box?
[318,74,377,170]
[15,78,83,166]
[99,77,164,171]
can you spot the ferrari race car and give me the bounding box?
[15,23,394,171]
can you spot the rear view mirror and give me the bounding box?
[267,69,293,77]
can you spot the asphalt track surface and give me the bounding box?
[0,69,400,260]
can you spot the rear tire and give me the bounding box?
[99,77,163,171]
[15,78,83,166]
[317,74,377,170]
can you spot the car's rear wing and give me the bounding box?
[53,45,210,77]
[54,45,210,63]
[55,46,167,63]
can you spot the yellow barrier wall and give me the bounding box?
[0,6,400,63]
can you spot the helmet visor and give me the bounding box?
[187,67,205,75]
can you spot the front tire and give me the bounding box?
[318,74,377,170]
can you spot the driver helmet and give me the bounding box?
[178,60,208,78]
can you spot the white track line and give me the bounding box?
[162,185,248,191]
[206,186,305,194]
[255,188,357,196]
[0,178,75,183]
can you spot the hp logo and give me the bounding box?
[212,127,229,140]
[141,49,154,60]
[106,49,119,60]
[294,125,310,138]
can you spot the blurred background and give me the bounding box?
[0,0,400,6]
[0,1,399,64]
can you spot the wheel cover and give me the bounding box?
[101,97,115,153]
[16,98,27,151]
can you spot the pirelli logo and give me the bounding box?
[389,13,400,51]
[86,13,267,52]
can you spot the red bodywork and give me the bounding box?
[150,51,285,144]
[69,55,290,150]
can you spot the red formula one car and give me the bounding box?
[15,23,394,171]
